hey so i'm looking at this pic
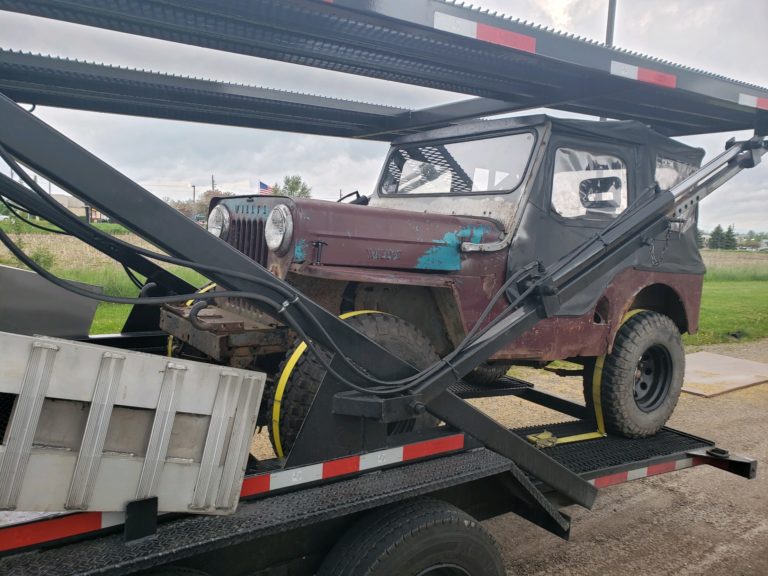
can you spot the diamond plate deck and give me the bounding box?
[449,376,532,399]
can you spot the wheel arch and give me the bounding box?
[626,282,689,333]
[287,271,465,358]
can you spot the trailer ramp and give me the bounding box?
[0,331,265,515]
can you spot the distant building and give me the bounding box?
[51,194,107,222]
[51,194,86,218]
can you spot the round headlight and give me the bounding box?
[265,204,293,254]
[207,204,230,238]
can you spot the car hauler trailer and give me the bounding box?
[0,1,765,574]
[0,398,755,575]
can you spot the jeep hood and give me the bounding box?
[214,195,503,273]
[289,199,503,272]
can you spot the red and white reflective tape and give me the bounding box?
[0,435,465,553]
[589,456,697,488]
[241,434,465,497]
[0,511,124,553]
[738,93,768,111]
[433,12,536,54]
[610,60,677,89]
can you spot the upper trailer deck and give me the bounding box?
[0,0,765,136]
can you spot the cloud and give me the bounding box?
[34,107,389,202]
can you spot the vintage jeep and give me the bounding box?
[161,115,704,455]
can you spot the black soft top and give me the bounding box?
[394,115,704,165]
[549,117,705,165]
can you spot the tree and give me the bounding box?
[708,224,724,249]
[272,175,311,198]
[723,225,738,250]
[167,188,234,218]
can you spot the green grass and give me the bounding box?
[683,280,768,345]
[701,249,768,282]
[55,265,208,334]
[0,218,130,235]
[90,303,133,334]
[704,266,768,282]
[92,222,131,235]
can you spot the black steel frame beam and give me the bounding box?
[3,49,623,140]
[1,0,765,135]
[0,49,407,140]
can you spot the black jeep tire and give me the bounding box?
[583,311,684,438]
[268,313,439,457]
[317,499,504,576]
[464,363,508,387]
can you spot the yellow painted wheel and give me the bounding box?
[268,311,439,458]
[584,310,683,438]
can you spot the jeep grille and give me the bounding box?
[226,218,269,267]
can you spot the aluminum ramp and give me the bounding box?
[0,331,265,515]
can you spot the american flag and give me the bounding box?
[259,181,273,195]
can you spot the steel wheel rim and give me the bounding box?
[633,344,672,412]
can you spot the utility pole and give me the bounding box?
[211,174,215,193]
[191,184,196,203]
[605,0,617,48]
[600,0,617,122]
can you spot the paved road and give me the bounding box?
[481,340,768,576]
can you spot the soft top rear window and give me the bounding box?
[380,132,535,196]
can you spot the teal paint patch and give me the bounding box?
[416,226,488,271]
[293,239,307,262]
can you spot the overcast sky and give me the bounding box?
[0,0,766,231]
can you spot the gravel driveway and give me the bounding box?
[482,338,768,576]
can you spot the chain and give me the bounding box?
[648,225,672,267]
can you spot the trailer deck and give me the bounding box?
[0,399,754,575]
[0,0,766,137]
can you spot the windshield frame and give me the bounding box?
[377,129,538,198]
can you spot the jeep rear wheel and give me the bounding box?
[268,312,439,458]
[584,311,684,438]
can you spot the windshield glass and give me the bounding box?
[380,132,535,196]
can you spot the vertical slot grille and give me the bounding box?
[227,218,268,266]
